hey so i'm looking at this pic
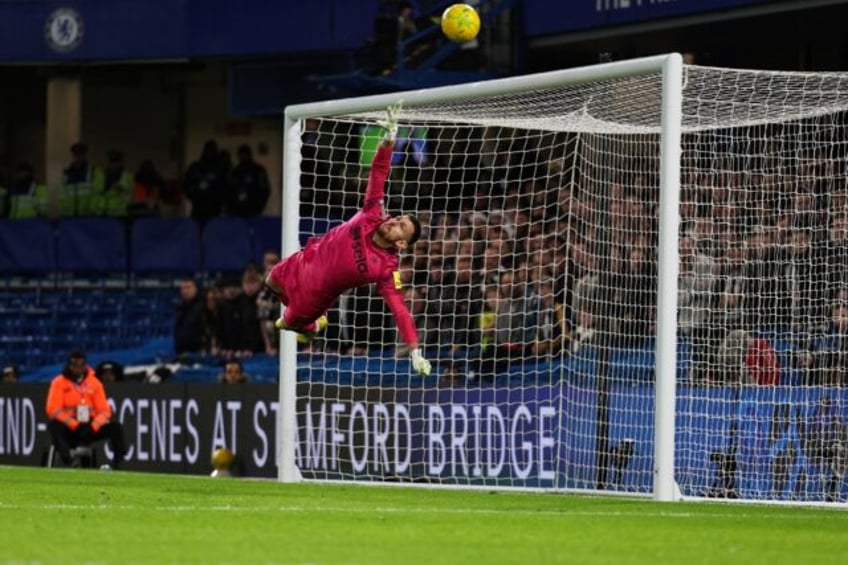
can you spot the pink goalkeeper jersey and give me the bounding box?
[272,144,419,346]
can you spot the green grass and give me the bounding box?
[1,466,846,565]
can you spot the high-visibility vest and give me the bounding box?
[91,170,133,216]
[59,166,104,216]
[8,182,47,219]
[45,369,112,432]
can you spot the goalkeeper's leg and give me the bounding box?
[275,314,328,343]
[265,263,329,342]
[273,293,330,343]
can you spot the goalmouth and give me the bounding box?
[279,53,848,505]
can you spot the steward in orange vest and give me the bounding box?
[46,350,126,469]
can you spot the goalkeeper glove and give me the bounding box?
[377,100,403,143]
[410,348,431,376]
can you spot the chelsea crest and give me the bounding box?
[45,8,84,53]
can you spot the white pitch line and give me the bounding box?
[0,501,840,519]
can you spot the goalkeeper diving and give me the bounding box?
[265,101,431,376]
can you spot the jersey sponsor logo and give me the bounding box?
[393,271,403,290]
[350,226,368,274]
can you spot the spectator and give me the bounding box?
[716,329,780,386]
[226,144,271,217]
[478,285,500,353]
[184,140,227,223]
[9,162,36,197]
[818,212,848,294]
[46,350,126,469]
[621,246,658,349]
[130,159,167,217]
[95,360,123,383]
[6,162,44,219]
[532,279,567,358]
[201,286,223,356]
[98,149,133,216]
[679,235,718,382]
[2,363,19,383]
[174,277,204,355]
[425,251,482,353]
[60,141,102,216]
[257,250,282,355]
[217,269,265,357]
[218,360,249,384]
[699,242,747,384]
[485,268,542,375]
[811,297,848,386]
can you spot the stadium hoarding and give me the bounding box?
[526,0,779,37]
[0,0,373,62]
[0,383,282,475]
[0,382,845,500]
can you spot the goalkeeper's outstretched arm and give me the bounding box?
[381,284,431,377]
[363,100,403,207]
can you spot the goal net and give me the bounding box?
[280,54,848,504]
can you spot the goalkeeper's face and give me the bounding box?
[377,215,415,250]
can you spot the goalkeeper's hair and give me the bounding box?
[407,213,422,246]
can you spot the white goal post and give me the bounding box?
[279,53,848,505]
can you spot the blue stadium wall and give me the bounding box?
[0,0,377,62]
[0,0,778,63]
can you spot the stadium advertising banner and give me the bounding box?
[298,385,563,486]
[0,383,282,475]
[1,382,845,499]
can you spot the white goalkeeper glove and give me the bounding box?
[377,100,403,143]
[409,348,431,377]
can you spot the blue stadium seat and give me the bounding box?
[0,219,55,275]
[247,216,281,263]
[130,218,200,275]
[56,218,127,275]
[201,217,252,274]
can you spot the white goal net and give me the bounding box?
[280,54,848,503]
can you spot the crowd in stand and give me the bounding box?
[173,250,280,364]
[0,139,270,221]
[290,120,848,388]
[4,119,848,389]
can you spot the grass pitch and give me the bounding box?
[0,466,845,564]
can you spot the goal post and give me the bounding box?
[279,52,848,505]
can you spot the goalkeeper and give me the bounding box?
[265,101,431,376]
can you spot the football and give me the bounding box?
[441,3,480,43]
[211,447,235,471]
